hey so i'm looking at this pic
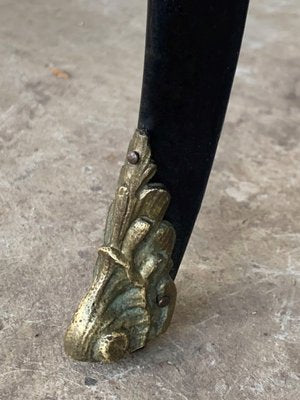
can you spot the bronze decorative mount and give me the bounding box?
[64,129,176,362]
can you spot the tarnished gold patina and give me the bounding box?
[64,129,176,362]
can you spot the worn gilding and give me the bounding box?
[64,129,176,362]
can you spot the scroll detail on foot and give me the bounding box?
[64,129,176,362]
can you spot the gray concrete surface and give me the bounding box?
[0,1,299,399]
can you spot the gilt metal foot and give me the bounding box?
[64,130,176,362]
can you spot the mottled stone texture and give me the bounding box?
[0,1,299,399]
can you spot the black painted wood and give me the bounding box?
[138,0,249,279]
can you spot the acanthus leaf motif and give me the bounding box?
[64,129,176,362]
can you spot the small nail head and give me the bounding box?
[157,295,170,308]
[127,151,139,164]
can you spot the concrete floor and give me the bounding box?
[1,1,299,399]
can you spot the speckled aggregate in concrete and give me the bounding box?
[0,1,299,399]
